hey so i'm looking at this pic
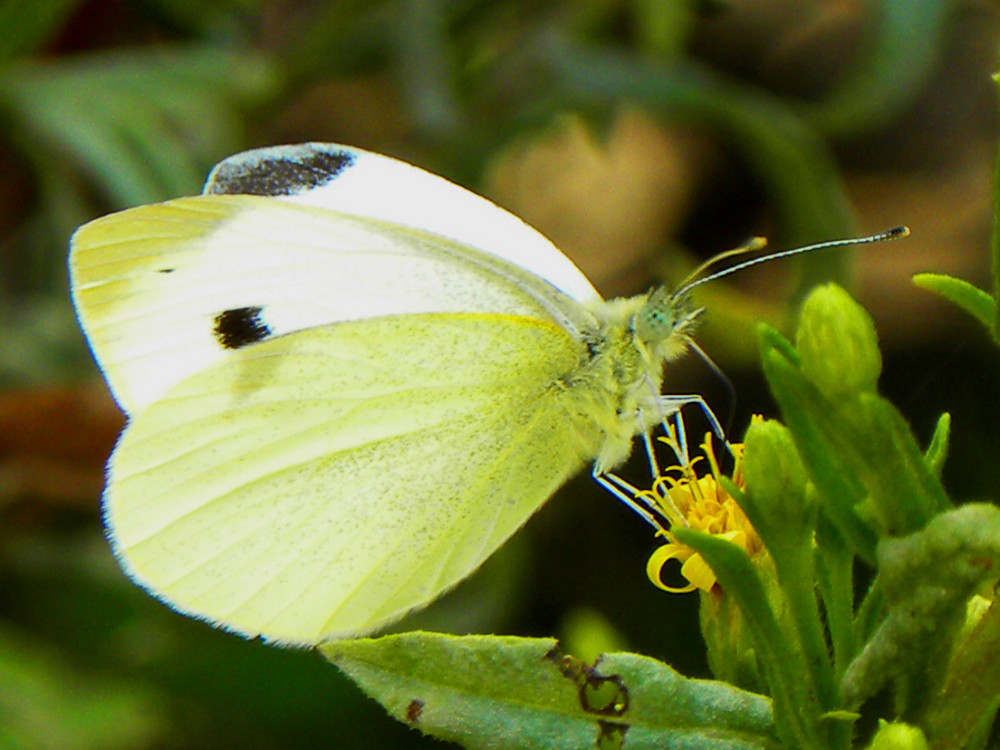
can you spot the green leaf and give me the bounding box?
[844,395,952,530]
[840,504,1000,715]
[922,598,1000,750]
[739,421,840,738]
[0,46,279,207]
[322,632,780,750]
[923,413,951,479]
[912,274,995,336]
[795,284,950,530]
[699,573,768,695]
[814,511,855,681]
[852,581,886,663]
[671,529,821,749]
[758,326,878,562]
[760,292,950,551]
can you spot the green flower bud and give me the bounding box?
[741,420,813,541]
[865,722,930,750]
[796,283,881,396]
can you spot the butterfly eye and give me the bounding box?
[633,289,678,344]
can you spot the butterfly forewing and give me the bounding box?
[206,143,600,304]
[71,194,597,415]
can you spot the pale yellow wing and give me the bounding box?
[70,195,597,415]
[106,312,605,645]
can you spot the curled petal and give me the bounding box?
[680,554,717,592]
[647,544,698,593]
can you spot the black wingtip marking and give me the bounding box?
[208,147,356,197]
[213,306,271,349]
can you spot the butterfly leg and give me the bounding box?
[655,393,726,449]
[594,392,728,531]
[592,404,693,533]
[593,470,671,533]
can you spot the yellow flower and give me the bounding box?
[642,435,763,593]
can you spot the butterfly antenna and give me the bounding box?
[674,237,768,293]
[675,226,910,298]
[685,336,737,437]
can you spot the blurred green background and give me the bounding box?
[1,0,998,747]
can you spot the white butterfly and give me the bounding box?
[71,142,900,645]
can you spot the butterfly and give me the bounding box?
[70,142,904,645]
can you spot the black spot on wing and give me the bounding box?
[207,147,356,196]
[157,268,175,273]
[213,306,271,349]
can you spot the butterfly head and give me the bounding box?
[632,286,703,359]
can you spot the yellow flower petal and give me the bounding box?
[643,431,765,595]
[646,544,698,593]
[680,554,717,592]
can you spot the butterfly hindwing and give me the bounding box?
[105,312,604,644]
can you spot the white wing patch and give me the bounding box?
[71,195,598,414]
[206,143,601,304]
